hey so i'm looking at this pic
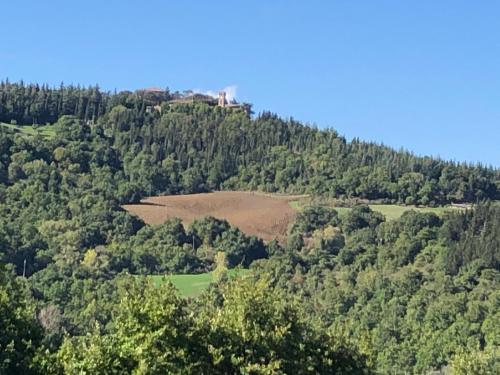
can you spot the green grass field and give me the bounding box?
[288,200,302,210]
[289,199,464,221]
[150,269,250,297]
[367,204,460,220]
[0,122,56,138]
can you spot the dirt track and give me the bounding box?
[122,191,304,242]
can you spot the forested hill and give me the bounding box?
[0,81,499,374]
[0,80,499,205]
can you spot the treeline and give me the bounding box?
[0,80,171,125]
[0,81,108,124]
[105,102,500,205]
[0,81,499,205]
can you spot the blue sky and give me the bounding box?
[2,1,499,166]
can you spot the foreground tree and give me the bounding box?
[0,266,43,374]
[53,277,369,374]
[197,277,369,374]
[55,279,206,374]
[449,347,499,375]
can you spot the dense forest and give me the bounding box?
[1,81,499,205]
[0,81,498,374]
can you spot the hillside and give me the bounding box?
[0,81,498,374]
[1,81,499,205]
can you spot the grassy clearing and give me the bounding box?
[289,198,464,221]
[288,200,302,210]
[150,269,250,297]
[0,122,56,138]
[367,204,459,220]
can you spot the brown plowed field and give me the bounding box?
[122,191,304,242]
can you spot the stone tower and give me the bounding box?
[218,91,226,107]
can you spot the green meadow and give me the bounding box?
[150,269,250,297]
[290,199,464,220]
[0,122,56,138]
[367,204,462,220]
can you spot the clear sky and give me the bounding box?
[2,1,499,166]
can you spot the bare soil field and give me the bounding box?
[122,191,305,242]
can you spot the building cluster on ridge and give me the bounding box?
[217,91,247,109]
[141,87,249,114]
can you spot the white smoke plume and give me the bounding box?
[192,85,238,102]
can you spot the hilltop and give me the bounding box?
[1,81,498,206]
